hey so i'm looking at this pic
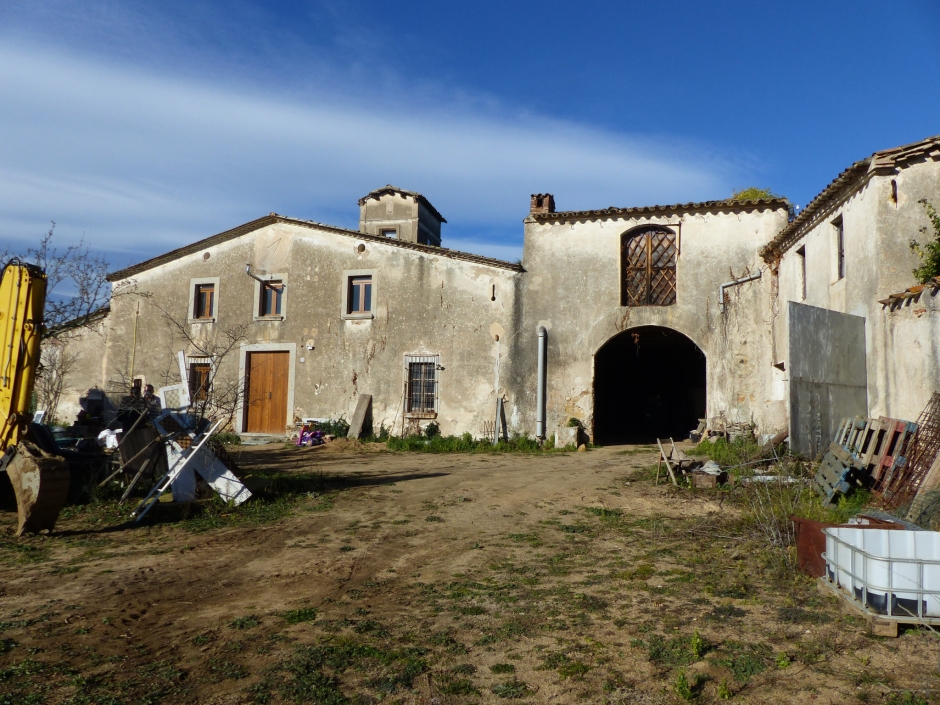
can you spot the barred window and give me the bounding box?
[622,227,678,306]
[406,355,438,415]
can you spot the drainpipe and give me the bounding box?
[245,264,267,284]
[719,270,762,313]
[536,326,547,439]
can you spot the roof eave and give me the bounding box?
[760,134,940,262]
[529,198,790,224]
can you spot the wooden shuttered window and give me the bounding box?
[194,283,215,319]
[260,281,283,316]
[622,228,678,306]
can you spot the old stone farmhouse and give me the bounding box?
[53,136,940,452]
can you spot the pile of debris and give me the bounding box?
[690,417,758,444]
[64,350,251,525]
[814,393,940,524]
[655,438,728,488]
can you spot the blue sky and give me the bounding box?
[1,0,938,267]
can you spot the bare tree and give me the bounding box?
[33,338,81,423]
[4,222,112,339]
[3,224,113,420]
[149,298,250,430]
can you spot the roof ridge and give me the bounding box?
[107,214,521,282]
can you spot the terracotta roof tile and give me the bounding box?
[528,198,789,223]
[878,276,940,309]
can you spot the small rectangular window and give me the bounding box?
[349,276,372,314]
[834,217,845,280]
[194,283,215,319]
[260,281,283,316]
[381,229,396,238]
[407,360,437,414]
[189,362,211,402]
[796,246,806,300]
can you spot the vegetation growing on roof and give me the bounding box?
[909,199,940,284]
[730,188,794,220]
[729,187,781,201]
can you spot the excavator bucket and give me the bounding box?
[6,441,70,536]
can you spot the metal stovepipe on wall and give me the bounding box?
[536,326,547,438]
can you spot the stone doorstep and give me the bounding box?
[238,434,289,446]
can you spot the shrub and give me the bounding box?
[425,421,441,439]
[316,417,350,438]
[910,199,940,284]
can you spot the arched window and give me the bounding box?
[621,227,677,306]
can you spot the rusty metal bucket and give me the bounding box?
[7,441,70,536]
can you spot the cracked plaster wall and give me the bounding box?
[513,206,790,440]
[105,221,521,436]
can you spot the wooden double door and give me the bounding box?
[244,351,289,433]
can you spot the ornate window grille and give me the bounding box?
[622,227,678,306]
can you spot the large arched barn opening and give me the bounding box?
[593,326,706,444]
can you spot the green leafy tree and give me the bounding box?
[910,199,940,284]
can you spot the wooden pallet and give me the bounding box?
[813,449,854,504]
[817,577,940,637]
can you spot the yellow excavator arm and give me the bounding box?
[0,259,47,452]
[0,259,70,536]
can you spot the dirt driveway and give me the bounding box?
[0,444,936,704]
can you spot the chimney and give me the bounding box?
[530,193,555,214]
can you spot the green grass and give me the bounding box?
[691,437,763,467]
[386,432,573,453]
[279,608,318,625]
[711,641,772,683]
[491,678,530,698]
[154,470,332,532]
[615,445,658,455]
[252,639,430,703]
[228,616,260,630]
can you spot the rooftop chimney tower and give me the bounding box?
[530,193,555,214]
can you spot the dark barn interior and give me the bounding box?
[593,326,706,444]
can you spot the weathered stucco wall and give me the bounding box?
[881,290,940,422]
[513,204,790,440]
[106,220,521,437]
[41,314,110,425]
[775,159,940,423]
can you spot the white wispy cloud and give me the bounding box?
[0,27,739,265]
